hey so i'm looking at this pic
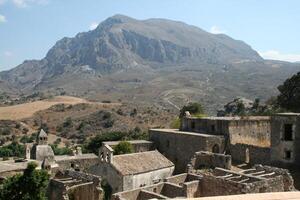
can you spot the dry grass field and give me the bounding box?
[0,96,120,120]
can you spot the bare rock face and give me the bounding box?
[0,15,300,113]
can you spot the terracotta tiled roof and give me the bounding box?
[112,150,174,175]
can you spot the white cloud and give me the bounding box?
[0,14,6,23]
[89,22,99,30]
[4,51,13,57]
[210,25,227,34]
[12,0,48,8]
[259,50,300,63]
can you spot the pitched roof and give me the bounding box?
[112,150,174,175]
[38,129,47,137]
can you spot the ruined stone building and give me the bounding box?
[48,170,103,200]
[112,173,203,200]
[150,112,300,174]
[271,113,300,166]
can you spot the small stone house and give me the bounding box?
[88,150,174,192]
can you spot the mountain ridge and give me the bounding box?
[0,15,299,113]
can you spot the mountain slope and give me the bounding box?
[0,15,299,113]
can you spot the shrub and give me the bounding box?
[179,102,205,118]
[50,144,72,155]
[170,117,181,129]
[0,161,49,200]
[63,117,73,127]
[113,141,133,155]
[0,142,25,157]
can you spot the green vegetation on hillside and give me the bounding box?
[277,72,300,112]
[84,129,148,154]
[0,142,25,158]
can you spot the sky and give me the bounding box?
[0,0,300,71]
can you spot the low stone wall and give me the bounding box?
[254,165,295,191]
[188,151,232,170]
[161,182,185,198]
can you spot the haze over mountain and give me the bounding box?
[0,15,299,113]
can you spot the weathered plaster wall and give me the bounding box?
[126,166,174,191]
[271,115,300,166]
[88,162,123,192]
[228,119,270,147]
[149,129,224,173]
[56,156,99,172]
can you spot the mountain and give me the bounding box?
[1,14,300,113]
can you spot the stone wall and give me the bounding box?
[149,129,224,173]
[228,119,270,147]
[188,151,232,170]
[254,165,295,191]
[181,117,271,148]
[47,170,103,200]
[271,114,300,166]
[230,143,271,164]
[112,173,202,200]
[88,162,123,192]
[125,166,174,191]
[55,154,99,172]
[198,168,284,197]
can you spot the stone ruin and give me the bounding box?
[112,173,203,200]
[48,170,103,200]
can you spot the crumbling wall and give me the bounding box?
[137,190,166,200]
[183,180,201,198]
[188,151,231,170]
[271,115,300,166]
[230,143,270,165]
[160,182,185,198]
[254,165,295,191]
[68,182,101,200]
[47,180,68,200]
[56,155,99,172]
[149,129,224,173]
[88,162,123,192]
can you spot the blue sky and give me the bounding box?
[0,0,300,71]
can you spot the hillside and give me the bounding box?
[0,15,300,113]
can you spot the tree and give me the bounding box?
[0,162,50,200]
[113,141,133,155]
[0,142,25,158]
[179,102,205,118]
[277,72,300,112]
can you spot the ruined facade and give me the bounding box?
[149,129,224,173]
[112,173,203,200]
[271,113,300,166]
[48,170,103,200]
